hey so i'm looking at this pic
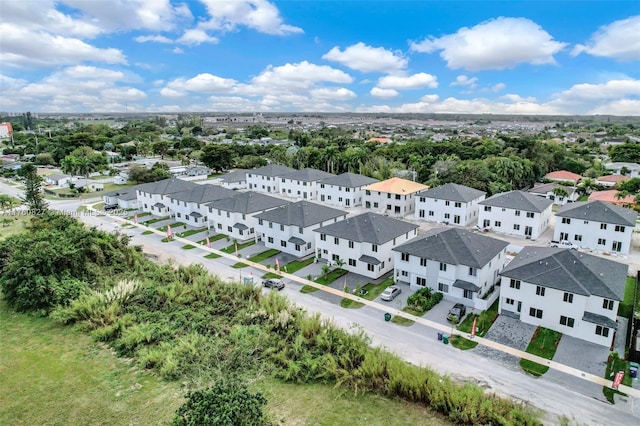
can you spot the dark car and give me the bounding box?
[263,278,285,290]
[448,303,467,323]
[380,286,401,301]
[104,204,119,211]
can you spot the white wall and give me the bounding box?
[554,218,633,254]
[478,205,551,239]
[279,178,318,200]
[317,184,365,208]
[414,196,483,226]
[207,208,260,241]
[363,190,418,217]
[247,173,279,193]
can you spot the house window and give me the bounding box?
[483,219,490,227]
[348,241,354,249]
[484,206,491,212]
[419,210,425,218]
[510,279,520,289]
[280,240,287,248]
[463,289,473,299]
[595,326,609,337]
[560,316,575,328]
[615,225,625,232]
[267,237,274,243]
[574,235,582,241]
[420,258,427,267]
[395,194,401,200]
[334,237,339,245]
[348,258,356,267]
[529,308,543,319]
[526,212,534,218]
[454,202,461,208]
[536,286,545,297]
[401,270,408,276]
[469,267,476,277]
[280,224,285,231]
[320,233,326,241]
[217,223,222,229]
[612,241,622,252]
[444,213,450,219]
[401,253,409,262]
[258,219,263,225]
[439,262,447,271]
[372,244,378,252]
[373,202,379,208]
[563,292,573,303]
[494,221,501,227]
[515,210,521,216]
[438,283,448,293]
[269,222,273,228]
[367,264,374,272]
[227,226,233,232]
[416,277,426,287]
[365,190,371,195]
[454,215,460,224]
[603,299,614,310]
[505,298,515,305]
[561,218,571,224]
[299,227,304,234]
[320,184,325,189]
[600,223,607,230]
[513,224,520,230]
[177,212,182,218]
[428,210,434,216]
[598,238,606,246]
[445,200,450,206]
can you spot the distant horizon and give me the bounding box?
[2,1,638,115]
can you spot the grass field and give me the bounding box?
[340,277,394,309]
[0,215,30,239]
[301,268,348,293]
[520,327,562,376]
[450,300,499,350]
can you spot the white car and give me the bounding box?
[381,286,401,301]
[549,240,578,250]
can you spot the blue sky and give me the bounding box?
[1,1,638,115]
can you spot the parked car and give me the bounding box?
[104,204,119,211]
[263,278,285,290]
[381,286,401,301]
[549,240,578,250]
[447,303,467,323]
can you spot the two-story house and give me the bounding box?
[136,178,198,217]
[414,183,486,226]
[554,201,637,255]
[103,188,141,210]
[206,191,289,241]
[604,162,640,178]
[254,201,347,257]
[167,184,237,227]
[246,164,297,194]
[478,190,553,239]
[362,177,429,217]
[210,169,248,189]
[499,247,627,347]
[313,212,419,279]
[317,172,379,208]
[279,168,334,200]
[528,182,579,206]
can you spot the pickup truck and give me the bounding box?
[549,240,578,250]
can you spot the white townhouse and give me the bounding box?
[210,169,248,190]
[317,172,379,208]
[393,228,508,310]
[528,182,579,206]
[102,188,141,210]
[279,168,334,200]
[554,201,637,255]
[478,190,553,239]
[362,177,429,217]
[499,247,627,347]
[415,183,485,226]
[136,178,198,217]
[246,164,297,194]
[313,212,419,279]
[605,162,640,178]
[167,184,237,228]
[206,191,289,242]
[254,201,347,257]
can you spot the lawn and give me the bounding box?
[177,227,208,238]
[282,256,315,274]
[221,239,255,254]
[519,327,562,376]
[181,244,196,250]
[603,352,633,403]
[450,300,500,350]
[128,211,151,220]
[204,252,221,259]
[340,277,394,309]
[0,215,31,239]
[301,268,348,293]
[143,216,168,225]
[262,272,283,279]
[621,276,638,316]
[157,222,185,232]
[233,249,281,268]
[0,302,182,426]
[196,233,228,245]
[141,230,153,235]
[390,314,415,326]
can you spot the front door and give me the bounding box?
[517,301,522,313]
[525,226,533,237]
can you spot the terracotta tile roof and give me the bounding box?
[368,137,392,143]
[544,170,582,182]
[363,177,428,195]
[588,190,636,205]
[596,174,630,184]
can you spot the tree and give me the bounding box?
[19,164,48,211]
[0,194,14,211]
[172,379,269,426]
[551,186,569,201]
[201,144,234,172]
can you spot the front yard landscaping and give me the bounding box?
[449,300,500,350]
[519,327,562,376]
[603,352,633,403]
[221,240,255,254]
[391,288,444,326]
[177,227,208,238]
[143,216,168,225]
[203,252,221,259]
[340,277,394,309]
[158,222,185,233]
[301,268,348,293]
[232,249,281,268]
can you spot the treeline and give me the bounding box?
[0,215,542,425]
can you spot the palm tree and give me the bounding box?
[552,186,569,201]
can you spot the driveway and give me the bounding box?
[471,316,537,372]
[423,300,460,328]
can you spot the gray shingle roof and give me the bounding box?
[319,172,379,188]
[359,255,381,265]
[528,183,577,196]
[453,279,481,292]
[288,236,306,245]
[104,188,137,200]
[556,201,637,226]
[254,200,347,227]
[136,177,198,196]
[218,169,248,183]
[281,167,334,182]
[207,191,289,214]
[500,247,627,300]
[417,183,486,202]
[169,183,236,203]
[582,312,618,329]
[392,228,508,268]
[248,164,297,177]
[314,212,419,245]
[479,190,553,213]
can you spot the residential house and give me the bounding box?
[362,177,429,217]
[393,228,508,309]
[528,182,578,206]
[604,162,640,178]
[314,212,419,279]
[478,190,553,239]
[415,183,486,226]
[167,184,237,227]
[211,169,248,189]
[589,190,636,207]
[279,168,334,200]
[554,201,637,255]
[72,177,104,192]
[207,191,289,241]
[136,178,199,217]
[254,201,347,257]
[317,172,379,208]
[544,170,582,185]
[499,247,627,347]
[102,188,140,210]
[44,173,71,187]
[246,164,297,194]
[595,174,630,188]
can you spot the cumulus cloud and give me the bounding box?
[410,17,567,71]
[451,75,478,87]
[500,94,537,102]
[376,73,438,89]
[176,29,219,45]
[552,79,640,103]
[370,87,399,98]
[310,87,357,101]
[587,99,640,115]
[322,42,408,73]
[198,0,303,35]
[491,83,506,92]
[572,15,640,60]
[135,35,173,43]
[420,94,440,103]
[248,61,353,91]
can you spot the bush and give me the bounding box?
[406,288,443,314]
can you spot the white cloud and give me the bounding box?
[376,73,438,90]
[420,94,440,103]
[491,83,506,92]
[135,35,173,43]
[587,99,640,115]
[176,28,219,45]
[552,79,640,103]
[311,87,357,101]
[451,75,478,87]
[322,42,408,73]
[198,0,303,35]
[572,15,640,60]
[500,94,537,103]
[370,87,399,98]
[160,87,185,99]
[172,47,184,54]
[248,61,353,91]
[410,17,567,71]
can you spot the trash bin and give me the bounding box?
[630,367,638,379]
[384,313,392,322]
[443,335,449,345]
[437,332,443,341]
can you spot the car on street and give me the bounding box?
[448,303,467,323]
[549,240,578,250]
[380,286,401,301]
[262,278,285,290]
